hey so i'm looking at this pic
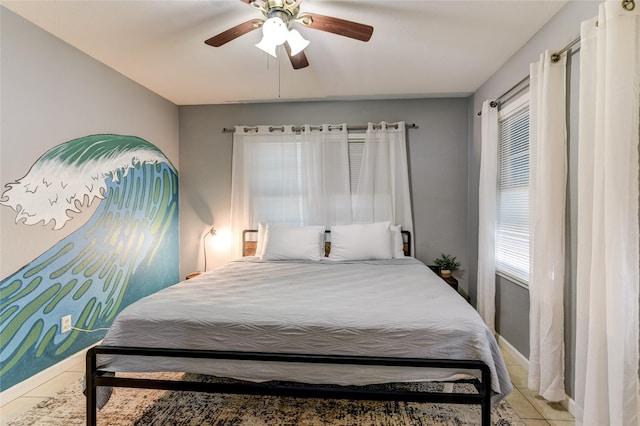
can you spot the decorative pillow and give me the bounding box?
[329,221,393,261]
[261,225,326,261]
[390,225,405,258]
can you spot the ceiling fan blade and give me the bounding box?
[284,42,310,69]
[300,13,373,42]
[205,19,263,47]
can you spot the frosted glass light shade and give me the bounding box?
[255,17,289,58]
[255,37,278,57]
[287,29,309,56]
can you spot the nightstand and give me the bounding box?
[428,265,458,291]
[186,271,202,280]
[441,275,458,291]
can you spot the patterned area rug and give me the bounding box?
[8,373,524,425]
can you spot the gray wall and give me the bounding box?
[0,6,180,390]
[469,1,600,399]
[178,99,470,289]
[1,0,597,399]
[0,7,179,279]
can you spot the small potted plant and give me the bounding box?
[433,253,461,278]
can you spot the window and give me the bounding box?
[252,133,366,225]
[496,94,530,285]
[230,124,413,259]
[250,140,310,226]
[348,133,365,194]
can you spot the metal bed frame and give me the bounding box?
[86,346,492,425]
[86,229,493,424]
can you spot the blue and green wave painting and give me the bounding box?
[0,134,179,391]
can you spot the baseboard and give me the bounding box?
[566,395,576,417]
[496,334,576,417]
[497,335,529,370]
[0,342,97,406]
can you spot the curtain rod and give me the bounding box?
[476,33,583,116]
[551,35,581,63]
[545,0,637,68]
[478,0,636,116]
[221,123,418,133]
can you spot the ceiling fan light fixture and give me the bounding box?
[206,0,373,70]
[255,16,290,57]
[287,29,310,56]
[255,36,278,57]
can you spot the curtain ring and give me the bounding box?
[622,0,635,11]
[478,101,498,115]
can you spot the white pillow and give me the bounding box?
[390,225,405,258]
[255,222,266,257]
[261,225,325,261]
[329,222,392,261]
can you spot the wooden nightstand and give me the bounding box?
[428,265,458,291]
[186,271,202,280]
[441,275,458,291]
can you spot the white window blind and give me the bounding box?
[250,133,364,227]
[496,95,530,285]
[348,133,365,194]
[250,140,309,226]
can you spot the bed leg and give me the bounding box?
[86,348,97,426]
[481,368,491,426]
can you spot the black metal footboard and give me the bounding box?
[86,346,492,426]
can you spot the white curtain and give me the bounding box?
[301,125,353,226]
[574,2,640,425]
[477,100,499,332]
[352,122,414,237]
[528,50,567,402]
[229,125,350,259]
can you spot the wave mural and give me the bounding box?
[0,134,179,391]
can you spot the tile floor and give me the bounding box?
[500,348,575,426]
[1,347,575,425]
[1,360,85,425]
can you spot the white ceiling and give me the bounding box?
[1,0,567,105]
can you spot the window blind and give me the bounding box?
[250,140,309,226]
[249,133,364,227]
[496,100,530,285]
[348,134,365,194]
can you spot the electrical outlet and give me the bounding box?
[61,315,72,333]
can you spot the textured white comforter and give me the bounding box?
[99,257,512,400]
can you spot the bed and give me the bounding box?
[86,225,512,425]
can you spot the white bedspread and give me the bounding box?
[99,257,512,400]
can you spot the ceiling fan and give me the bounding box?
[205,0,374,70]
